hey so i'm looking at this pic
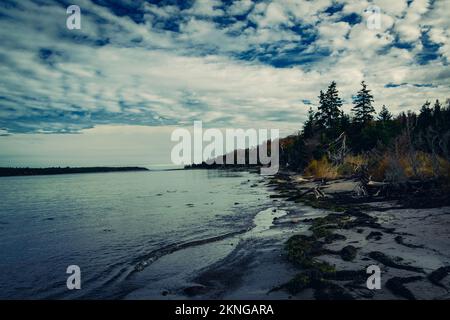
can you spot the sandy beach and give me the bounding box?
[178,172,450,300]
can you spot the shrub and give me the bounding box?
[338,154,368,177]
[368,151,450,182]
[304,156,339,179]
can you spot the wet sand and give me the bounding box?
[177,173,450,300]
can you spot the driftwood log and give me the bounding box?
[356,174,441,198]
[298,184,327,199]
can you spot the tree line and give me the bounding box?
[280,81,450,182]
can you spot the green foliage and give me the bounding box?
[316,81,343,131]
[280,81,450,178]
[352,81,375,124]
[378,105,392,122]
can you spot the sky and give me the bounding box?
[0,0,449,167]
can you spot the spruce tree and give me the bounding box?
[317,90,327,129]
[352,81,375,124]
[378,105,392,122]
[418,101,432,130]
[317,81,342,129]
[325,81,343,125]
[302,107,316,138]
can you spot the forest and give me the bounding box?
[279,81,450,186]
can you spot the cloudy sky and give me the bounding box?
[0,0,449,166]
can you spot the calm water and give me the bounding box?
[0,169,272,299]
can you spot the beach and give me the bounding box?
[216,173,450,300]
[153,170,450,300]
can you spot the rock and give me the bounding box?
[368,251,424,273]
[344,208,363,216]
[428,266,450,289]
[270,194,287,198]
[394,235,424,249]
[314,282,354,300]
[386,276,422,300]
[285,235,324,267]
[357,229,364,234]
[183,285,208,297]
[161,290,169,296]
[340,245,358,261]
[134,261,148,272]
[366,231,383,241]
[324,233,346,244]
[324,270,367,281]
[283,270,355,299]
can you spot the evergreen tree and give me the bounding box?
[316,90,327,129]
[378,105,392,122]
[316,81,342,129]
[352,81,375,124]
[433,99,442,129]
[417,101,432,130]
[302,107,316,138]
[325,81,343,124]
[434,99,442,113]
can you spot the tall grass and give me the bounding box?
[303,152,450,182]
[304,156,338,179]
[373,151,450,182]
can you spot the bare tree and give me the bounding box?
[405,115,420,178]
[424,128,441,178]
[385,140,407,185]
[438,131,450,163]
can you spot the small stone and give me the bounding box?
[183,285,208,297]
[340,245,358,261]
[366,231,383,241]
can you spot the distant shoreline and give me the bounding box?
[0,166,149,177]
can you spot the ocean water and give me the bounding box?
[0,169,273,299]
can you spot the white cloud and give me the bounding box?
[0,0,448,138]
[228,0,254,16]
[185,0,225,17]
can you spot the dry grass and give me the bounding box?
[369,154,390,181]
[304,156,339,179]
[369,151,450,182]
[305,152,450,182]
[338,154,368,176]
